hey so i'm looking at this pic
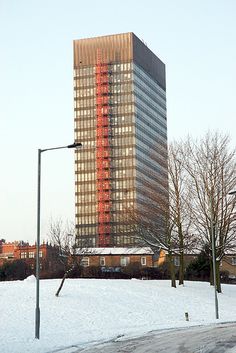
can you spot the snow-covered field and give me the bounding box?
[1,277,236,353]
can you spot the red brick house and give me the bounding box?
[156,249,236,280]
[220,254,236,279]
[76,247,236,280]
[76,247,161,270]
[0,240,61,277]
[2,240,236,280]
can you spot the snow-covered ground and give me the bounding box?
[1,277,236,353]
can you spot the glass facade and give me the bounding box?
[133,63,168,205]
[74,33,167,247]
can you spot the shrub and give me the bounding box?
[122,262,142,278]
[0,260,32,281]
[185,251,210,281]
[81,266,102,278]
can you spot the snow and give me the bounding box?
[24,275,36,283]
[76,247,154,255]
[1,278,236,353]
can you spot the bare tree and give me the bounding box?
[126,181,177,287]
[168,141,194,285]
[185,131,236,292]
[48,218,88,296]
[126,141,194,287]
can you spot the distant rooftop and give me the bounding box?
[76,247,154,256]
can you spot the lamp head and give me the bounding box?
[67,142,82,149]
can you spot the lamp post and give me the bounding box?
[209,189,236,321]
[35,142,82,339]
[210,193,219,320]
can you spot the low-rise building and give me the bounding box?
[0,240,61,277]
[76,247,165,271]
[1,240,236,280]
[221,255,236,280]
[76,247,236,281]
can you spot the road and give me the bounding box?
[75,323,236,353]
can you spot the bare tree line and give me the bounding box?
[128,131,236,290]
[184,132,236,292]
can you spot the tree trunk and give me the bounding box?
[179,250,184,285]
[216,260,222,293]
[178,224,184,285]
[55,261,76,297]
[168,253,176,288]
[55,272,68,297]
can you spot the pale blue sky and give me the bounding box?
[0,0,235,243]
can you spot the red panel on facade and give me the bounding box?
[96,51,112,247]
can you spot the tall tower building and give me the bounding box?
[74,33,167,247]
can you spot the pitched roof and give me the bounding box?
[76,247,154,255]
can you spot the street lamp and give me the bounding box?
[35,142,82,339]
[209,193,219,320]
[208,189,236,322]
